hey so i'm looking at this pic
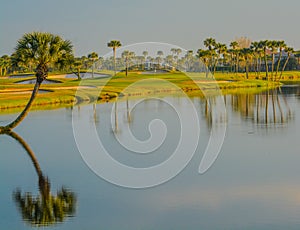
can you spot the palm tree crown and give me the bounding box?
[14,32,73,83]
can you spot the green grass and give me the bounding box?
[0,71,286,114]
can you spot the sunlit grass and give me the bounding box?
[0,71,285,114]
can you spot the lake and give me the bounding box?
[1,85,300,229]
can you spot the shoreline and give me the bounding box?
[0,72,288,114]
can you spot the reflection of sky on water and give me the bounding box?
[1,86,300,229]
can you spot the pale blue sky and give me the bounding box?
[0,0,299,56]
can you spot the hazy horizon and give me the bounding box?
[1,0,299,57]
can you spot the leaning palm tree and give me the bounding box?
[0,32,73,132]
[0,131,77,227]
[279,47,294,80]
[275,41,286,80]
[107,40,122,76]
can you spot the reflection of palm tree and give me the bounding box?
[0,32,73,132]
[0,131,76,227]
[114,99,118,132]
[229,89,292,125]
[93,103,100,123]
[126,97,131,123]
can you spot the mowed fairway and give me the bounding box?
[0,71,287,113]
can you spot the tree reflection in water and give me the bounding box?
[0,131,76,227]
[226,88,293,125]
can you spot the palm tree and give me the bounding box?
[72,58,83,80]
[230,41,240,73]
[185,50,194,71]
[204,38,217,51]
[275,40,286,80]
[280,47,294,80]
[142,51,148,70]
[165,55,174,67]
[107,40,122,76]
[250,41,262,77]
[157,50,164,68]
[170,48,177,56]
[259,40,270,80]
[215,43,227,74]
[122,50,135,76]
[0,32,73,132]
[0,131,76,227]
[173,48,182,69]
[87,52,98,78]
[204,38,217,74]
[0,55,11,76]
[269,40,278,80]
[240,48,253,79]
[197,49,210,78]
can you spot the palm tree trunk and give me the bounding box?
[264,50,269,80]
[271,53,275,81]
[279,54,290,80]
[0,82,41,132]
[125,59,128,76]
[245,59,249,79]
[113,47,117,76]
[92,61,95,78]
[275,49,283,80]
[213,62,217,75]
[236,53,240,74]
[3,67,7,76]
[258,56,262,77]
[205,65,209,78]
[77,68,81,80]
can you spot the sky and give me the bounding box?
[0,0,299,57]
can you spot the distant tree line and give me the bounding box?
[1,34,299,82]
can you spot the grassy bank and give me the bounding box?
[0,71,283,114]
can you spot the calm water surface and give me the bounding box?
[1,85,300,229]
